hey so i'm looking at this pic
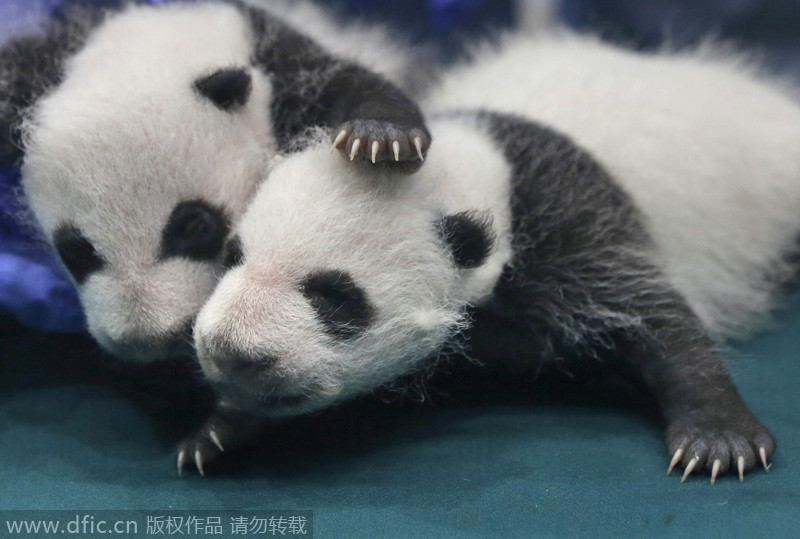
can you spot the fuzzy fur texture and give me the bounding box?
[193,121,511,415]
[192,110,777,479]
[424,33,800,338]
[1,0,427,361]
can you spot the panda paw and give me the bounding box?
[176,407,266,477]
[665,412,775,484]
[331,119,430,174]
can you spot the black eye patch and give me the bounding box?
[53,224,105,284]
[300,270,374,339]
[159,200,229,262]
[222,235,244,270]
[438,210,496,269]
[194,67,252,111]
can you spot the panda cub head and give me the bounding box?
[4,3,274,361]
[194,132,502,417]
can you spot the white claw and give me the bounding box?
[332,129,347,150]
[195,449,205,477]
[371,140,379,164]
[710,459,721,485]
[759,447,771,471]
[414,136,424,161]
[209,430,225,452]
[392,140,400,162]
[177,449,187,477]
[681,456,699,482]
[667,447,684,475]
[738,455,745,481]
[349,138,361,161]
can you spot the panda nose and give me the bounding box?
[208,343,278,379]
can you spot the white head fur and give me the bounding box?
[13,0,415,362]
[19,2,273,361]
[194,121,512,416]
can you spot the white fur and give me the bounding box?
[424,33,800,337]
[19,1,414,361]
[194,119,511,415]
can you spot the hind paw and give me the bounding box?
[666,414,774,484]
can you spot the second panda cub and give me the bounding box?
[187,112,775,483]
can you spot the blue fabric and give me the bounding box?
[0,167,84,333]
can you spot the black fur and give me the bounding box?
[463,111,774,476]
[194,67,252,111]
[1,0,430,171]
[53,223,105,284]
[158,200,229,262]
[0,2,119,165]
[237,1,431,171]
[300,270,374,339]
[438,210,495,269]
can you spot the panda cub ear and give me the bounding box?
[193,67,252,111]
[437,210,496,269]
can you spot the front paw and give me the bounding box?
[331,119,430,174]
[666,412,775,484]
[176,408,267,477]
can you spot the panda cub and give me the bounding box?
[187,110,783,483]
[0,0,429,362]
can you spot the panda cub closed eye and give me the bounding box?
[300,270,374,339]
[159,200,229,262]
[53,224,105,284]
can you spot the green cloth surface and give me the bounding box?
[2,294,799,538]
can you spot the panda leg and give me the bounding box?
[176,402,270,477]
[617,290,775,484]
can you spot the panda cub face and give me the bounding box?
[194,132,503,416]
[20,3,274,361]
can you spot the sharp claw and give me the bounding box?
[177,448,187,477]
[710,459,721,485]
[681,456,699,482]
[738,455,745,481]
[392,140,400,162]
[194,449,205,477]
[349,138,361,161]
[332,129,347,150]
[371,140,379,164]
[414,136,424,161]
[667,447,684,475]
[759,447,771,471]
[209,430,225,452]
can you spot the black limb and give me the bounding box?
[176,403,270,477]
[240,2,430,173]
[468,111,774,482]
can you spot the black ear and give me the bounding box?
[438,210,496,269]
[194,67,252,111]
[0,34,58,166]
